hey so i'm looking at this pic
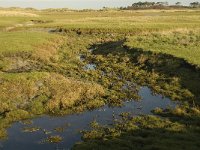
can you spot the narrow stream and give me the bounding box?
[0,86,176,150]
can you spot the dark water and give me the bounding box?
[0,86,176,150]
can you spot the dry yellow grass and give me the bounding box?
[125,9,200,13]
[32,37,65,62]
[0,10,39,17]
[0,72,105,113]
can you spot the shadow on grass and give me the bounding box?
[73,126,200,150]
[91,40,200,105]
[73,107,200,150]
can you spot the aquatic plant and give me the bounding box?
[22,127,41,133]
[43,135,63,143]
[73,106,200,150]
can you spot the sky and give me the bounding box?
[0,0,199,9]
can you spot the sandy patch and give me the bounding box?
[0,10,39,17]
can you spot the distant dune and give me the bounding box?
[0,10,39,17]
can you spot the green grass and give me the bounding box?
[0,31,64,63]
[124,31,200,66]
[30,10,200,33]
[0,31,61,54]
[0,16,29,30]
[1,9,199,33]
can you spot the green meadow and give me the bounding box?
[0,7,200,149]
[125,31,200,66]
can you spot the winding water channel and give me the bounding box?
[0,86,176,150]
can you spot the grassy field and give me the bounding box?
[124,31,200,66]
[0,9,38,30]
[0,32,61,54]
[1,9,200,32]
[37,10,200,31]
[0,8,200,149]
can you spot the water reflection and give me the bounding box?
[83,64,96,71]
[0,87,176,150]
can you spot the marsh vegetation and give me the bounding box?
[0,6,200,150]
